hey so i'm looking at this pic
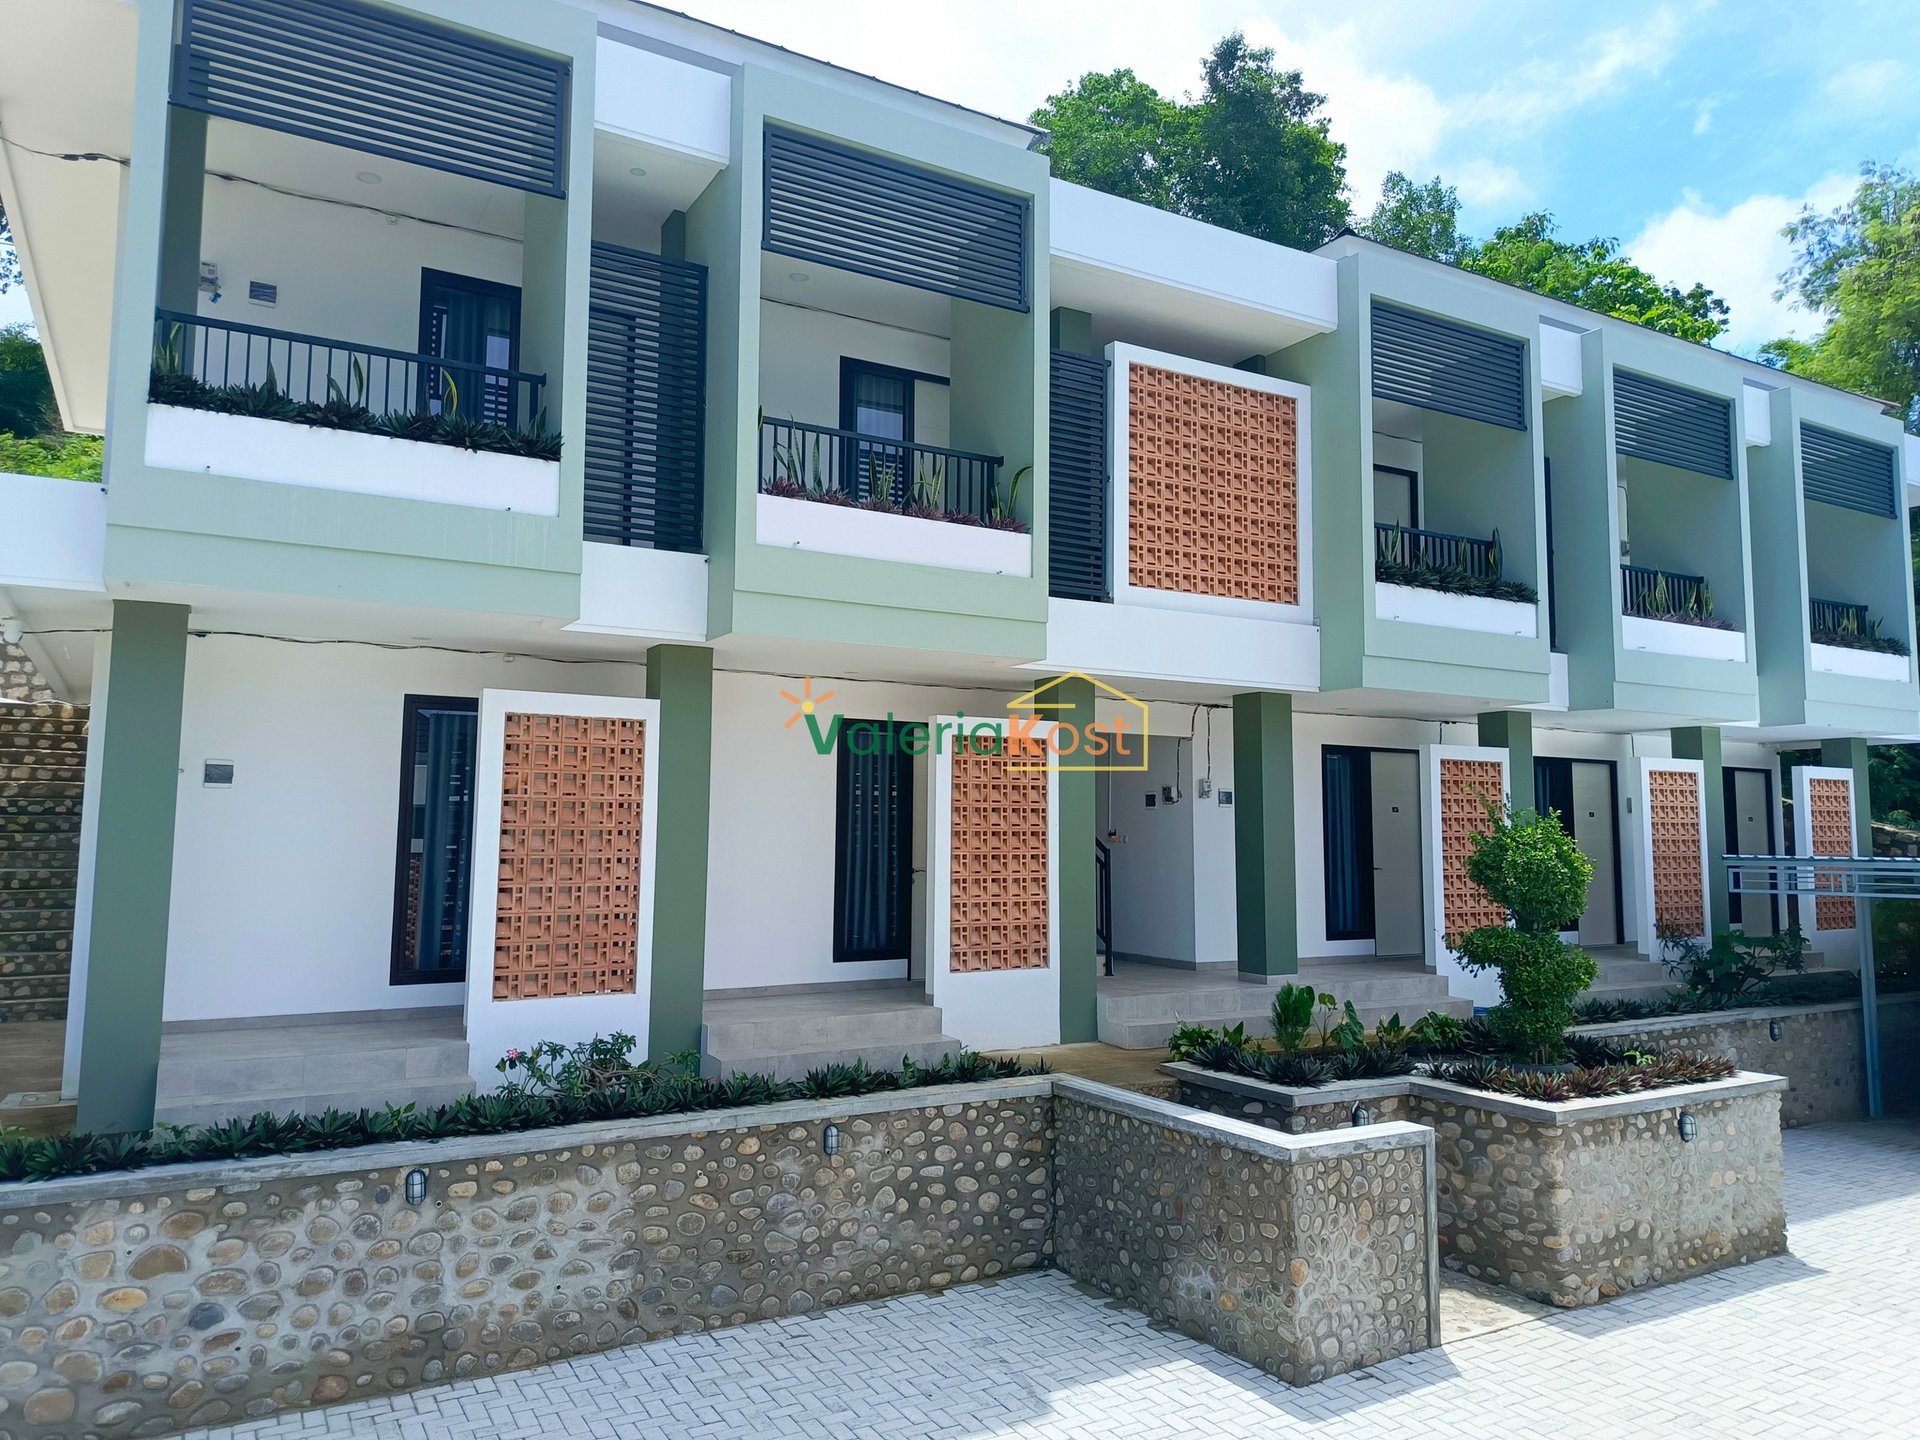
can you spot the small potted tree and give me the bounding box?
[1454,805,1598,1063]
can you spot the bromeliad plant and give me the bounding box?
[1453,802,1599,1063]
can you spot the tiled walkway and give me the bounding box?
[203,1121,1920,1440]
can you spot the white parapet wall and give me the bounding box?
[1810,643,1911,684]
[1621,615,1747,663]
[1374,583,1538,638]
[755,492,1031,576]
[145,407,561,515]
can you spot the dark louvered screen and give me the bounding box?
[764,128,1030,312]
[1613,370,1732,479]
[1802,423,1897,518]
[584,243,706,552]
[175,0,568,196]
[1049,350,1109,601]
[1371,302,1526,430]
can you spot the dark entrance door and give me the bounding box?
[389,695,478,985]
[1725,767,1780,934]
[1533,756,1623,945]
[834,720,917,962]
[419,268,522,425]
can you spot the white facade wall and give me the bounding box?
[161,634,645,1023]
[757,301,951,445]
[193,175,523,369]
[701,670,1018,993]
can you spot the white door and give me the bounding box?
[1370,751,1424,957]
[1570,761,1619,946]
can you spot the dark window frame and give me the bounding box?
[417,267,524,420]
[1372,464,1420,529]
[387,693,480,987]
[1532,755,1625,946]
[832,719,923,964]
[1322,745,1418,943]
[1724,765,1781,932]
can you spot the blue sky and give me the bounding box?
[7,0,1913,354]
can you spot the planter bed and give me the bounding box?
[0,1077,1439,1435]
[1167,1062,1788,1309]
[1374,581,1538,637]
[755,491,1031,576]
[1810,641,1910,683]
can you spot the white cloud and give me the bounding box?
[1625,174,1856,354]
[1454,159,1530,210]
[1824,59,1905,108]
[1692,100,1715,136]
[1459,8,1683,130]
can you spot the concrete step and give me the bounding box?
[699,998,947,1055]
[700,1035,967,1084]
[1097,995,1474,1050]
[153,1076,475,1129]
[1095,961,1475,1049]
[154,1016,473,1125]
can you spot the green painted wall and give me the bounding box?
[716,66,1051,661]
[75,602,189,1134]
[1478,710,1535,814]
[1232,692,1298,978]
[646,644,715,1061]
[1822,737,1875,854]
[1271,246,1550,703]
[1053,677,1099,1042]
[1049,307,1095,356]
[1672,725,1729,934]
[104,0,598,619]
[1750,383,1919,735]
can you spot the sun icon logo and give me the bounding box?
[780,676,837,730]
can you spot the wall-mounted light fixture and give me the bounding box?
[1769,1019,1783,1042]
[1351,1103,1372,1127]
[1677,1111,1697,1143]
[404,1168,428,1205]
[823,1123,841,1156]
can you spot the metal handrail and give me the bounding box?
[1809,596,1871,636]
[1095,836,1113,976]
[1620,562,1710,620]
[153,308,548,431]
[1373,521,1499,579]
[758,415,1004,522]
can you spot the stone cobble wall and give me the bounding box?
[1052,1084,1433,1386]
[1174,1082,1414,1136]
[1425,1086,1786,1307]
[1576,995,1920,1126]
[0,1088,1053,1438]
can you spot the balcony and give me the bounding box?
[1809,595,1911,683]
[1620,563,1744,662]
[1372,521,1537,637]
[146,311,559,515]
[754,417,1028,576]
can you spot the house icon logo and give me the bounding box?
[1005,672,1150,772]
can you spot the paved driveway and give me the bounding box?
[205,1121,1920,1440]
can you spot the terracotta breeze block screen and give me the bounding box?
[1126,362,1299,605]
[1648,768,1705,938]
[1807,776,1857,930]
[1439,759,1505,940]
[493,713,645,1001]
[949,739,1049,973]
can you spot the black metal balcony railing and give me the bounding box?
[1621,563,1711,620]
[153,310,548,433]
[758,416,1002,523]
[1810,597,1870,636]
[1373,522,1499,579]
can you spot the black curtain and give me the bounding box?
[834,720,915,962]
[1322,747,1375,941]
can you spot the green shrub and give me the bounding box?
[1660,927,1808,1000]
[0,430,103,482]
[1455,804,1598,1062]
[1269,982,1317,1052]
[1406,1011,1469,1052]
[1429,1051,1734,1100]
[0,1046,1047,1184]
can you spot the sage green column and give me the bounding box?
[1054,676,1099,1042]
[645,645,713,1062]
[1477,710,1535,814]
[1233,692,1298,978]
[1673,725,1729,934]
[76,602,189,1134]
[156,107,206,315]
[1048,306,1094,356]
[1821,737,1875,855]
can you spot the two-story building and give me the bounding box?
[3,0,1914,1131]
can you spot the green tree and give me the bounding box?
[0,323,54,437]
[1033,32,1350,251]
[1030,69,1185,212]
[1463,212,1731,342]
[0,200,21,293]
[1764,163,1920,431]
[1361,171,1465,263]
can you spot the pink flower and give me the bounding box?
[505,1048,522,1061]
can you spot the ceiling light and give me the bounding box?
[355,171,381,185]
[788,271,810,282]
[628,165,649,177]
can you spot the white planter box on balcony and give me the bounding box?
[1622,615,1746,663]
[754,492,1031,577]
[1811,642,1911,684]
[144,405,560,516]
[1374,582,1537,637]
